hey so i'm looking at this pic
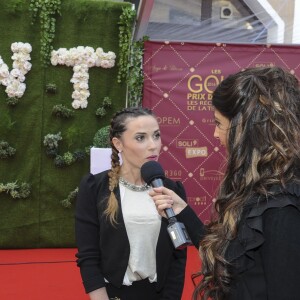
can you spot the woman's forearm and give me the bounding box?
[88,287,109,300]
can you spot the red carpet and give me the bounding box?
[0,247,200,300]
[182,246,202,299]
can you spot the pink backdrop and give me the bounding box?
[142,41,300,223]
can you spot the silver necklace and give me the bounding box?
[119,176,150,192]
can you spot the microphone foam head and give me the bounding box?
[141,161,165,185]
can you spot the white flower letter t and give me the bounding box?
[51,46,116,109]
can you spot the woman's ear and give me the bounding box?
[112,137,122,152]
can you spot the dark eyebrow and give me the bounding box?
[135,129,160,135]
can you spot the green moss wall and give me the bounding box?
[0,0,131,248]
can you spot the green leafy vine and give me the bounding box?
[117,6,136,83]
[29,0,62,67]
[127,36,149,107]
[117,7,148,106]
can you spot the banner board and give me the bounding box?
[143,41,300,222]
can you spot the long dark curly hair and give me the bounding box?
[193,66,300,299]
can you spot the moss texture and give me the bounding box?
[0,0,131,248]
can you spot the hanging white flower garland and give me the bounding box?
[0,42,32,98]
[51,46,116,109]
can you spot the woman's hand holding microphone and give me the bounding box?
[149,186,187,217]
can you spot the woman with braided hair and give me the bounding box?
[75,107,187,300]
[150,66,300,299]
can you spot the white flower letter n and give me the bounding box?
[0,42,32,98]
[51,46,116,109]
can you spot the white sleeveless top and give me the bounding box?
[120,184,161,285]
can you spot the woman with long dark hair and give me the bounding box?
[150,66,300,299]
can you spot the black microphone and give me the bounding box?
[141,161,192,249]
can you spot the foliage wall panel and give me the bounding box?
[0,0,130,248]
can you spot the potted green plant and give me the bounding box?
[91,125,113,174]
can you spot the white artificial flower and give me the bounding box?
[22,61,32,72]
[16,82,26,96]
[72,100,81,109]
[18,73,25,83]
[11,42,19,52]
[64,57,74,67]
[80,89,90,98]
[73,65,83,73]
[78,82,89,89]
[6,80,26,98]
[1,77,10,86]
[95,48,104,55]
[23,43,32,53]
[70,77,80,84]
[86,57,96,68]
[72,90,81,99]
[100,60,115,68]
[73,83,80,90]
[0,64,9,79]
[11,68,22,78]
[107,51,116,60]
[80,100,88,108]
